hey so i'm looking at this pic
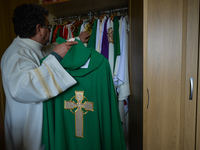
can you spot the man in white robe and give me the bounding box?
[0,3,89,150]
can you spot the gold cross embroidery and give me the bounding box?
[64,91,94,138]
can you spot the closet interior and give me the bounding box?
[40,0,132,149]
[41,0,131,148]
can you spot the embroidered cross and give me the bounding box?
[64,91,94,138]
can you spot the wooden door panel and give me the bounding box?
[143,0,199,149]
[181,0,199,149]
[145,0,183,149]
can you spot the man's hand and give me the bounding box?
[53,41,78,58]
[79,31,90,43]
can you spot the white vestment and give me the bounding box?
[114,17,123,87]
[107,19,114,76]
[1,36,77,150]
[96,16,106,53]
[95,19,100,50]
[116,16,130,146]
[117,16,130,101]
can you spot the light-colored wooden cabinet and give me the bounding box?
[130,0,200,150]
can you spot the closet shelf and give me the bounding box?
[41,0,70,6]
[40,0,128,17]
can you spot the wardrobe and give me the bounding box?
[0,0,200,149]
[41,0,200,150]
[131,0,200,149]
[131,0,200,150]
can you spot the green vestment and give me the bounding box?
[113,16,121,66]
[87,19,97,49]
[42,38,126,150]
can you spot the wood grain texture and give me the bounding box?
[196,0,200,147]
[129,0,144,149]
[182,0,199,149]
[146,0,183,146]
[143,0,199,150]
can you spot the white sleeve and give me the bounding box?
[4,54,76,104]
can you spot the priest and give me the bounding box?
[1,3,89,150]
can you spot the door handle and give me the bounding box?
[147,88,150,109]
[189,77,193,100]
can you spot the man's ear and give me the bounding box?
[36,24,42,36]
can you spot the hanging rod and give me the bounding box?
[53,7,128,23]
[103,7,128,14]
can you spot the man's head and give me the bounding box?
[12,3,51,45]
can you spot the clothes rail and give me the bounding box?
[53,7,128,24]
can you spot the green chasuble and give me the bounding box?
[42,38,126,150]
[113,16,121,66]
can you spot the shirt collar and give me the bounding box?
[17,36,43,50]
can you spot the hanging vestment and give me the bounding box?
[101,18,109,59]
[79,22,90,47]
[42,38,126,150]
[95,19,100,50]
[117,16,130,101]
[96,16,106,53]
[113,16,121,71]
[73,20,83,37]
[114,17,124,89]
[52,25,62,42]
[68,25,74,39]
[47,26,54,45]
[50,25,57,43]
[107,18,115,76]
[87,19,97,49]
[63,25,68,40]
